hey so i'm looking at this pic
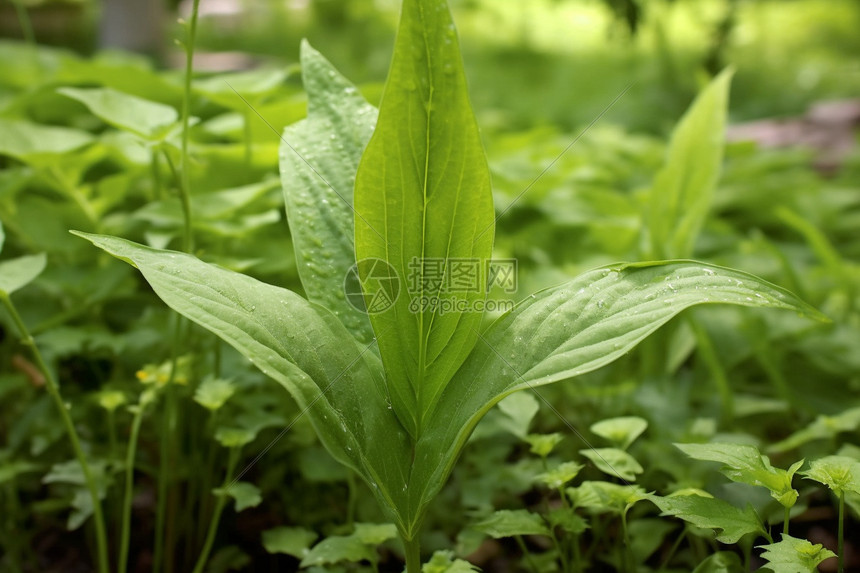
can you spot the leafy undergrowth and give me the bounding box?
[1,1,859,572]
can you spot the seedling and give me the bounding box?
[74,0,825,569]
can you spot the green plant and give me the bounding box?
[68,0,828,570]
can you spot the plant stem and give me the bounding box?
[783,505,790,536]
[402,534,421,573]
[180,0,201,254]
[190,447,240,573]
[0,293,110,573]
[515,535,540,573]
[688,317,733,423]
[838,491,844,573]
[12,0,35,45]
[118,397,151,573]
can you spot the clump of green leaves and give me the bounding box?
[72,0,826,571]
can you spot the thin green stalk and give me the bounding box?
[346,471,357,528]
[118,395,152,573]
[657,529,686,572]
[179,0,201,254]
[190,447,240,573]
[515,535,540,573]
[153,318,184,573]
[688,317,733,422]
[244,109,253,167]
[12,0,35,45]
[783,505,790,536]
[838,492,844,573]
[621,507,634,572]
[0,293,109,573]
[402,534,421,573]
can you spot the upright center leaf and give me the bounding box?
[354,0,494,438]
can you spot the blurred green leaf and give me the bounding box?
[58,87,178,140]
[590,416,648,450]
[580,447,643,481]
[0,118,94,163]
[215,481,262,511]
[472,509,550,538]
[0,253,46,295]
[262,526,318,558]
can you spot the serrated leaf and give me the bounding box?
[801,455,860,496]
[354,0,495,437]
[580,447,643,481]
[0,253,46,295]
[676,442,800,507]
[546,508,588,535]
[758,534,836,573]
[0,118,94,163]
[280,42,378,346]
[472,509,550,538]
[647,492,766,544]
[649,69,733,258]
[590,416,648,450]
[300,535,375,567]
[58,87,178,140]
[215,481,261,511]
[262,526,318,558]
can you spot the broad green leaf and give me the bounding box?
[758,535,836,573]
[676,442,801,507]
[538,461,584,489]
[58,87,178,140]
[569,481,647,514]
[590,416,648,450]
[407,261,823,532]
[72,232,413,529]
[769,407,860,453]
[280,42,378,345]
[0,118,94,163]
[801,456,860,496]
[215,481,262,511]
[262,526,318,558]
[353,0,495,436]
[580,447,643,481]
[648,69,733,258]
[647,492,766,544]
[524,433,564,458]
[472,509,550,538]
[0,253,47,295]
[692,552,744,573]
[300,536,375,567]
[194,378,236,411]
